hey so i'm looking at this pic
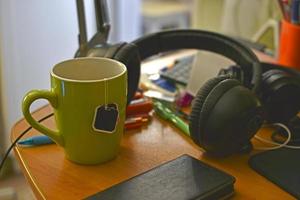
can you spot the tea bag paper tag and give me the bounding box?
[93,103,119,133]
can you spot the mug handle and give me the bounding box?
[22,90,64,146]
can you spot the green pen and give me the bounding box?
[153,101,190,136]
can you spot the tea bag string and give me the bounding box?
[104,78,108,109]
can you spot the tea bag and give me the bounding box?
[93,103,119,133]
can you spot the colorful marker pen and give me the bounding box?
[153,101,190,136]
[18,135,54,146]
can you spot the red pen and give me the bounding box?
[127,113,152,119]
[125,116,150,130]
[126,98,153,116]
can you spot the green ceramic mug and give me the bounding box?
[22,57,127,164]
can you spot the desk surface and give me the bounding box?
[12,108,295,200]
[12,51,294,200]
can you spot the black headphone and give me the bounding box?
[75,3,300,156]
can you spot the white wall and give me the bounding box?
[0,0,142,149]
[0,0,84,148]
[0,31,5,154]
[108,0,142,42]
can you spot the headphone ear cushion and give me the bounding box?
[189,76,263,156]
[112,43,141,104]
[189,76,229,145]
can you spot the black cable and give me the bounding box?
[0,113,54,173]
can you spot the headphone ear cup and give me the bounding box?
[113,43,141,104]
[189,76,263,156]
[260,69,300,123]
[189,76,229,145]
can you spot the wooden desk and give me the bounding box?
[12,51,294,199]
[12,107,295,200]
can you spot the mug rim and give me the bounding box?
[51,57,127,83]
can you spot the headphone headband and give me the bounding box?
[132,29,261,92]
[261,62,300,77]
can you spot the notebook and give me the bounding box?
[86,154,235,200]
